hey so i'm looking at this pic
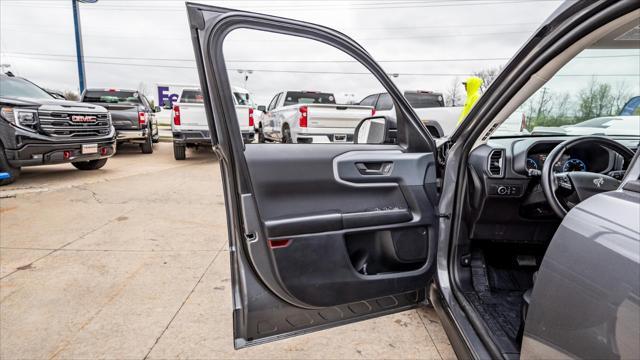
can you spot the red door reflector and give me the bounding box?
[268,239,291,249]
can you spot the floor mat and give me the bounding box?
[466,250,532,354]
[465,290,524,353]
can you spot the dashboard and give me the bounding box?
[464,136,638,243]
[525,142,612,173]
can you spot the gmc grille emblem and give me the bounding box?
[70,115,96,123]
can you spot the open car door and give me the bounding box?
[186,2,442,348]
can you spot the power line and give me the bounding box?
[0,26,538,41]
[4,51,638,63]
[1,0,562,12]
[2,54,637,77]
[0,21,544,32]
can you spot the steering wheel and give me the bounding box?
[541,136,634,218]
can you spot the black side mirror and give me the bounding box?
[257,105,267,113]
[353,116,397,144]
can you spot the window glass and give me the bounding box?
[83,90,140,104]
[376,93,393,111]
[493,47,640,137]
[234,91,254,106]
[267,93,281,111]
[181,89,204,103]
[359,94,379,107]
[0,77,53,100]
[404,91,445,108]
[283,91,336,106]
[223,29,387,144]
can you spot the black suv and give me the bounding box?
[0,74,116,185]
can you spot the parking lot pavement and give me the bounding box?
[0,142,455,359]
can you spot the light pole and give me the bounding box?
[237,69,253,89]
[72,0,97,93]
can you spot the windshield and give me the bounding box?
[283,91,336,106]
[0,76,54,100]
[404,91,444,108]
[83,90,140,104]
[492,47,640,137]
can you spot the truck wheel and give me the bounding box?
[282,125,293,144]
[141,133,153,154]
[0,144,20,186]
[152,123,160,143]
[173,143,186,160]
[72,158,108,171]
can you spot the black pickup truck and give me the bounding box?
[81,89,159,153]
[0,74,116,185]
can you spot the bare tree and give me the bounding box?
[610,81,631,115]
[577,77,615,120]
[521,87,555,129]
[63,90,80,101]
[444,77,462,107]
[534,87,554,121]
[472,66,502,93]
[553,92,572,122]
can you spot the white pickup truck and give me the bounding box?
[171,86,256,160]
[358,90,462,138]
[257,91,374,143]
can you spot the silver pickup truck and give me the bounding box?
[257,91,374,143]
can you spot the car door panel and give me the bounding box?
[242,144,439,309]
[187,3,439,348]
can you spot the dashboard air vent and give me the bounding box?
[488,149,504,177]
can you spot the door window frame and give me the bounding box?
[191,9,437,155]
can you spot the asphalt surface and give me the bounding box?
[0,142,455,359]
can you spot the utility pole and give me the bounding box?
[72,0,97,93]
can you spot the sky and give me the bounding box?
[1,0,636,107]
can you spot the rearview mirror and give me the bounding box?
[354,116,396,144]
[163,103,172,110]
[154,106,162,113]
[257,105,267,113]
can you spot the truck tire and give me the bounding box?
[173,143,186,160]
[141,132,154,154]
[72,158,108,171]
[152,123,160,143]
[0,143,20,186]
[282,125,293,144]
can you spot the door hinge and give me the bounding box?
[436,212,451,219]
[437,140,453,166]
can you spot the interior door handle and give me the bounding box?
[355,162,393,175]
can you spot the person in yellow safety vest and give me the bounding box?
[457,76,484,125]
